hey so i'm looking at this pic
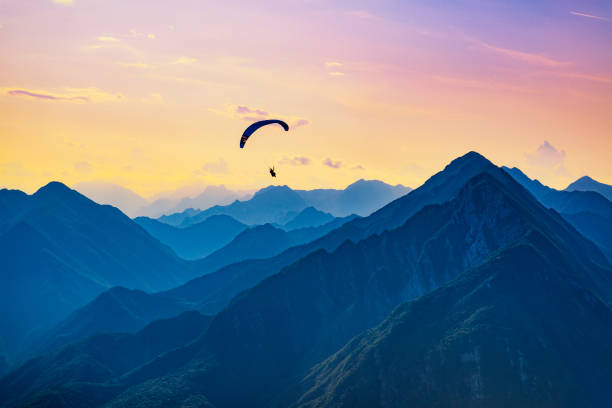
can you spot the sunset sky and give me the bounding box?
[1,0,611,197]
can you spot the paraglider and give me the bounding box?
[240,119,289,177]
[240,119,289,149]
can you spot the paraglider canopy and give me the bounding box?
[240,119,289,148]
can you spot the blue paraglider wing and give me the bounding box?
[240,119,289,148]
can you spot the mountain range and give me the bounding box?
[566,175,612,201]
[158,180,410,227]
[2,153,612,407]
[0,183,198,369]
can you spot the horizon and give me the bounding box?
[2,1,611,195]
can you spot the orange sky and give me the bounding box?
[1,0,611,196]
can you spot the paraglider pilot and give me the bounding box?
[269,166,276,177]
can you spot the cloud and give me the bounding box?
[201,158,229,175]
[97,36,121,42]
[172,56,197,65]
[129,29,156,39]
[352,165,365,171]
[292,119,309,129]
[570,11,610,22]
[323,158,343,169]
[140,93,163,104]
[346,10,383,22]
[325,62,343,67]
[5,89,89,102]
[556,72,612,84]
[279,156,311,166]
[236,105,269,116]
[52,0,73,5]
[473,40,568,67]
[329,72,345,76]
[526,141,566,168]
[74,161,92,173]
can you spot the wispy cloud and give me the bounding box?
[5,89,89,102]
[279,156,311,166]
[96,36,121,42]
[323,158,343,169]
[74,161,92,173]
[172,56,197,65]
[129,29,156,39]
[3,87,123,103]
[325,62,343,67]
[556,72,612,84]
[51,0,73,5]
[570,11,610,22]
[526,141,566,168]
[236,105,268,116]
[200,158,229,175]
[292,119,309,128]
[329,72,345,76]
[346,10,383,22]
[473,40,568,67]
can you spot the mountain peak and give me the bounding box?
[34,181,73,195]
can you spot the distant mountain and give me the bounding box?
[159,180,411,228]
[0,311,212,407]
[566,175,612,201]
[0,182,196,367]
[175,185,308,226]
[16,163,611,407]
[73,181,148,218]
[135,215,248,260]
[282,207,334,230]
[296,180,412,217]
[288,232,612,407]
[503,167,612,218]
[503,166,612,260]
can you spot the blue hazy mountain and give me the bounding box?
[288,231,612,407]
[503,166,612,260]
[11,164,610,407]
[134,215,248,260]
[160,180,411,228]
[0,311,212,407]
[565,175,612,201]
[282,207,334,230]
[295,179,412,217]
[0,182,198,368]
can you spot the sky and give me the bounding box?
[1,0,611,197]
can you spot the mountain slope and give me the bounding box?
[289,232,612,407]
[0,182,196,365]
[282,207,334,230]
[566,175,612,201]
[504,167,612,260]
[134,215,247,260]
[86,171,612,408]
[0,311,212,407]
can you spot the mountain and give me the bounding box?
[289,232,612,407]
[17,163,611,407]
[503,167,612,260]
[282,207,334,230]
[158,153,513,316]
[566,175,612,201]
[73,181,148,218]
[159,181,411,228]
[175,185,308,227]
[134,215,248,260]
[0,311,212,407]
[503,167,612,218]
[295,180,411,217]
[32,287,191,358]
[0,182,196,366]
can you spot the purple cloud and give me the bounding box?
[8,89,89,102]
[323,158,343,169]
[280,156,311,166]
[236,105,269,116]
[292,119,309,128]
